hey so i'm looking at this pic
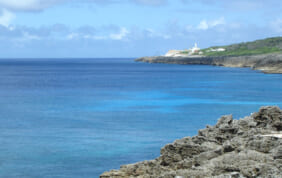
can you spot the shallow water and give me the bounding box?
[0,58,282,177]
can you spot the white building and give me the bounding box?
[191,43,200,54]
[164,43,201,57]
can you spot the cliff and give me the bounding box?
[135,53,282,74]
[101,106,282,178]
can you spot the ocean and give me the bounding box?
[0,58,282,177]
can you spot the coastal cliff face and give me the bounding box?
[101,106,282,178]
[135,53,282,74]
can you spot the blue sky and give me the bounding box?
[0,0,281,58]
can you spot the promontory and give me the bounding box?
[135,37,282,74]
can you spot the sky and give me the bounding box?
[0,0,281,58]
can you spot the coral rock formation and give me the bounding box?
[101,106,282,178]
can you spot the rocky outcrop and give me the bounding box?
[135,53,282,74]
[101,106,282,178]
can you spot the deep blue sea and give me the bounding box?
[0,58,282,177]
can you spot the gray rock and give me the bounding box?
[100,106,282,178]
[134,54,282,74]
[252,106,282,131]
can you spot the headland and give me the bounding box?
[135,37,282,74]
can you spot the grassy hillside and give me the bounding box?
[202,37,282,56]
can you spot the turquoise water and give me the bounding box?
[0,58,282,177]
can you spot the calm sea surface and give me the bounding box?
[0,58,282,177]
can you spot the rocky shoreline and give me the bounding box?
[135,53,282,74]
[101,106,282,178]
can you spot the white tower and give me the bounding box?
[191,43,200,54]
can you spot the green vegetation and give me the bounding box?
[180,50,189,54]
[202,37,282,57]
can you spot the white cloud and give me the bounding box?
[0,0,63,11]
[81,34,107,40]
[65,27,130,41]
[110,27,129,40]
[66,32,79,40]
[197,17,225,30]
[0,0,167,12]
[197,20,209,30]
[144,28,171,39]
[88,35,107,40]
[0,9,15,27]
[210,17,225,27]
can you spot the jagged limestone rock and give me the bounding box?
[101,106,282,178]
